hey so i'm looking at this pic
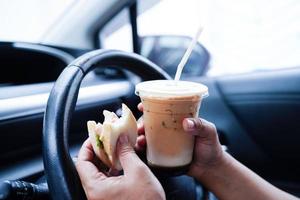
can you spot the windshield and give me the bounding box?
[104,0,300,76]
[0,0,75,43]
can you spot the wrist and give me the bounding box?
[203,151,231,178]
[190,150,231,182]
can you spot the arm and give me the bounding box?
[183,118,299,200]
[197,152,297,200]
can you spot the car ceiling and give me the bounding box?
[40,0,162,49]
[40,0,134,49]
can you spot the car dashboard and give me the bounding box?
[0,42,138,186]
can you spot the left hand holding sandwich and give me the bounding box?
[76,135,165,200]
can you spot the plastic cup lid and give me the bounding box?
[135,80,209,98]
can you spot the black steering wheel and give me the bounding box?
[43,49,171,200]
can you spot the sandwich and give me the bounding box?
[87,103,137,170]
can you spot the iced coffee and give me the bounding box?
[135,80,208,174]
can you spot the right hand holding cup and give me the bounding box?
[182,118,224,179]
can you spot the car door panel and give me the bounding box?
[187,68,300,194]
[217,68,300,165]
[187,77,269,164]
[218,69,300,160]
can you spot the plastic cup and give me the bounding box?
[135,80,208,175]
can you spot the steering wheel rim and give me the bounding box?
[43,49,171,200]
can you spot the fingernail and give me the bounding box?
[119,135,128,145]
[184,119,195,130]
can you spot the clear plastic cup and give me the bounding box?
[135,80,208,174]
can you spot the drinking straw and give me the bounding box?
[174,26,204,81]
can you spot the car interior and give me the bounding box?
[0,0,299,200]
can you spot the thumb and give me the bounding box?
[183,118,217,141]
[117,134,144,175]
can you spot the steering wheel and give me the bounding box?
[43,49,171,200]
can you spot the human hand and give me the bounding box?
[76,135,165,200]
[182,118,224,180]
[134,103,146,152]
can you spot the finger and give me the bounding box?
[134,135,146,152]
[117,134,145,175]
[78,138,109,171]
[137,118,145,135]
[182,118,217,140]
[137,103,143,112]
[78,139,95,162]
[76,160,107,184]
[137,135,146,147]
[76,140,107,185]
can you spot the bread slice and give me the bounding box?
[87,104,137,170]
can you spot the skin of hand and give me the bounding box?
[76,135,166,200]
[182,118,224,178]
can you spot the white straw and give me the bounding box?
[174,26,204,81]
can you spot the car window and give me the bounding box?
[100,0,300,76]
[100,8,133,52]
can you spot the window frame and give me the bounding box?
[93,1,140,53]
